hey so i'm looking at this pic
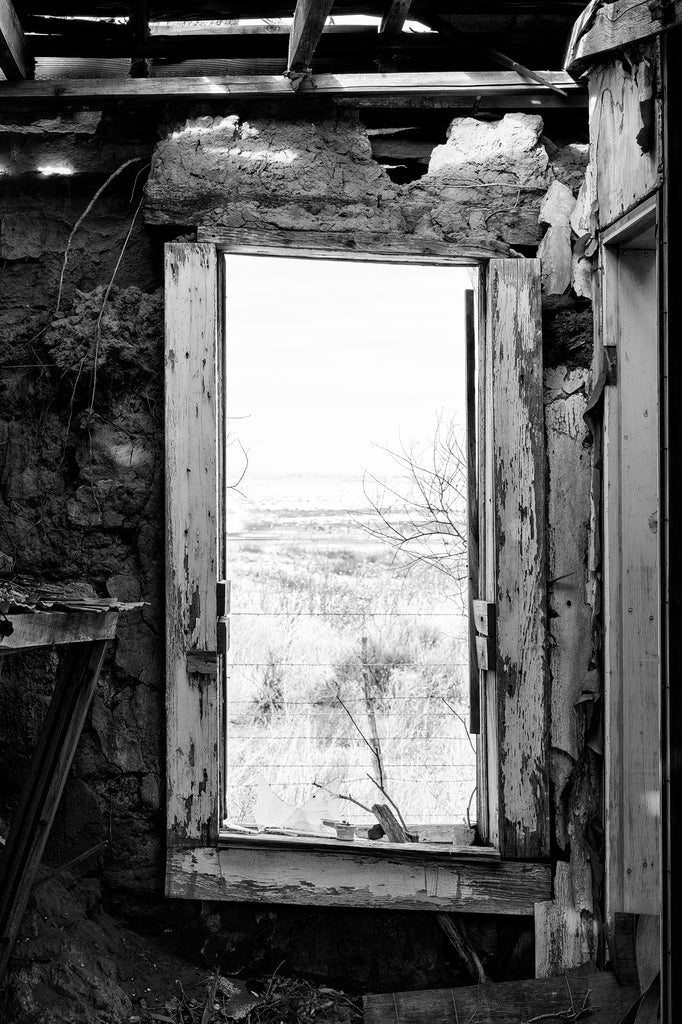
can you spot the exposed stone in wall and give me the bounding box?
[145,109,579,249]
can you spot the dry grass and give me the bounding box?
[225,537,475,830]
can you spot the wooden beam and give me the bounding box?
[196,225,510,260]
[363,967,639,1024]
[0,70,583,102]
[167,844,551,912]
[0,610,119,650]
[380,0,412,34]
[0,0,28,80]
[565,0,682,73]
[287,0,336,73]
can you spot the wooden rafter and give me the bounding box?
[380,0,412,34]
[287,0,335,73]
[128,0,149,42]
[422,11,567,96]
[0,0,28,80]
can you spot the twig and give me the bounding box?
[524,985,593,1023]
[336,695,382,765]
[442,697,477,756]
[312,781,373,815]
[56,157,144,315]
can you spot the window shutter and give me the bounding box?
[165,243,221,854]
[478,258,549,860]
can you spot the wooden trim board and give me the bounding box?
[165,242,221,847]
[167,845,550,912]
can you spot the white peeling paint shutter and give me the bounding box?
[165,243,220,856]
[478,258,549,860]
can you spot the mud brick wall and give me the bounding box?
[0,100,594,986]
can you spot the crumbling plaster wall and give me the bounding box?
[0,101,593,989]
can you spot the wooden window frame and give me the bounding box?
[600,195,662,921]
[164,231,551,912]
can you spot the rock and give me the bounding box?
[548,142,589,193]
[539,223,573,295]
[539,180,576,228]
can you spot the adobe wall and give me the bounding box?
[0,99,594,1004]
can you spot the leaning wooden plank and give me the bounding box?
[488,259,549,859]
[0,70,583,101]
[0,610,119,650]
[0,640,109,981]
[0,0,27,80]
[287,0,335,72]
[196,227,509,260]
[380,0,412,34]
[165,243,220,847]
[363,966,639,1024]
[167,846,550,913]
[565,0,682,73]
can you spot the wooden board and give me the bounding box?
[602,239,660,917]
[565,0,682,73]
[534,862,596,978]
[0,640,109,981]
[0,0,28,81]
[0,609,118,650]
[165,243,221,847]
[589,46,662,230]
[197,227,509,261]
[166,845,550,912]
[363,966,638,1024]
[465,289,480,734]
[486,259,549,860]
[0,69,583,102]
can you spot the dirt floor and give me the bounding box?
[1,870,363,1024]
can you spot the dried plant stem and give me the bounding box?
[312,781,373,815]
[56,157,144,315]
[88,195,144,414]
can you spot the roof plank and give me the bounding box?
[287,0,336,73]
[0,0,28,80]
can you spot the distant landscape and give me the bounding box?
[224,473,476,834]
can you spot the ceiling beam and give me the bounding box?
[380,0,412,34]
[287,0,336,73]
[0,0,28,80]
[0,69,585,101]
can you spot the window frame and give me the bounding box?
[164,231,551,911]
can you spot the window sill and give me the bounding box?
[166,833,550,912]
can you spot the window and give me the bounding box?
[163,233,551,911]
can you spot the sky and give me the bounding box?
[224,254,473,484]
